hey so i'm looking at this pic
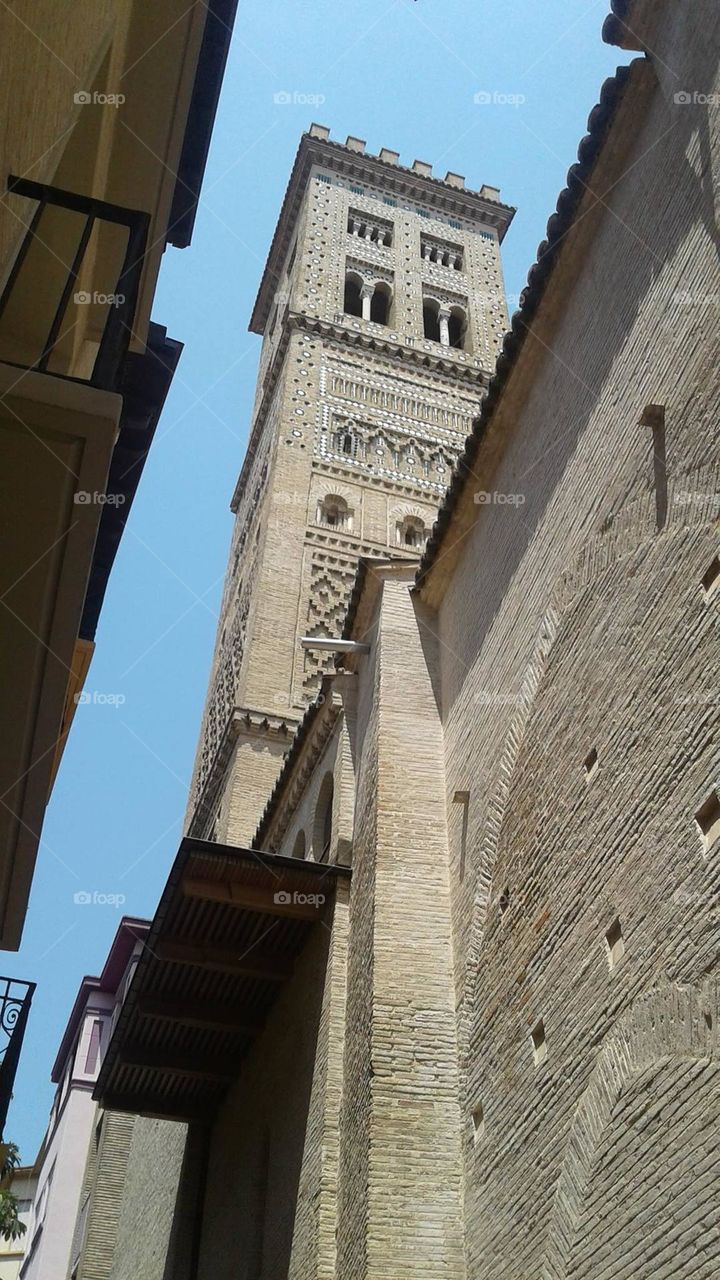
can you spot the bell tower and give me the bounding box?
[186,125,514,844]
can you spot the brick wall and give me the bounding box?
[424,7,720,1275]
[337,570,466,1279]
[196,901,349,1280]
[108,1118,189,1280]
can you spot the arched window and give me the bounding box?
[397,515,427,549]
[317,494,351,530]
[336,426,357,457]
[292,829,306,859]
[313,773,334,861]
[343,272,363,317]
[423,299,441,342]
[370,283,391,326]
[449,306,468,350]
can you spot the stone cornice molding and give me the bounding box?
[188,704,298,838]
[253,678,344,851]
[230,312,488,513]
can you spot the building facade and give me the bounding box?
[187,131,513,844]
[76,0,720,1276]
[0,1167,36,1280]
[0,0,238,951]
[20,920,148,1280]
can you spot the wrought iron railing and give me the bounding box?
[0,977,35,1140]
[0,176,150,391]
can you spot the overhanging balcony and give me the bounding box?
[0,180,180,950]
[94,838,351,1122]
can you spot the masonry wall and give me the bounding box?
[337,575,466,1280]
[108,1119,189,1280]
[76,1110,135,1280]
[429,11,720,1276]
[196,899,349,1280]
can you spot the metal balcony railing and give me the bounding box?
[0,176,150,392]
[0,977,35,1139]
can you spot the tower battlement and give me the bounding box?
[250,124,514,336]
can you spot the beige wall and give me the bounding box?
[337,570,465,1280]
[427,7,720,1274]
[0,0,206,370]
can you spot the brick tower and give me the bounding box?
[187,125,514,844]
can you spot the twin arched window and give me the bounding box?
[289,774,334,863]
[344,272,392,327]
[317,494,351,530]
[397,515,427,549]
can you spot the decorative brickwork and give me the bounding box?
[187,131,509,843]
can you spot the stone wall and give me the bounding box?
[337,570,466,1279]
[427,6,720,1275]
[196,895,349,1280]
[108,1119,189,1280]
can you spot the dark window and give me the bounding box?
[449,309,466,349]
[344,275,362,317]
[371,286,390,325]
[423,302,440,342]
[314,773,334,860]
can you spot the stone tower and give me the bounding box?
[187,125,514,844]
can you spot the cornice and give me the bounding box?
[188,705,298,838]
[602,0,652,49]
[253,678,343,851]
[230,312,489,514]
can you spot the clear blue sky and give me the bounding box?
[7,0,629,1159]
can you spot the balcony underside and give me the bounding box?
[94,838,351,1121]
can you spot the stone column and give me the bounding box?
[438,306,451,346]
[360,284,374,322]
